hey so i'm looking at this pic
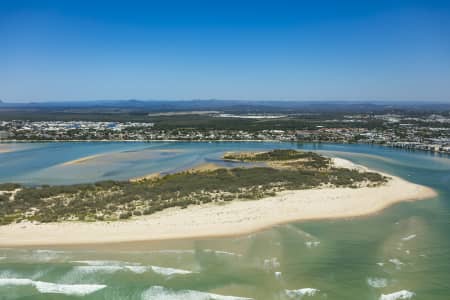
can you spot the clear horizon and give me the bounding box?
[2,1,450,102]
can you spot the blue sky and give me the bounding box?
[1,0,449,102]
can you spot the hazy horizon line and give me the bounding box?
[2,99,450,104]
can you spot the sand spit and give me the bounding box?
[61,149,184,166]
[0,158,437,247]
[0,144,25,154]
[61,154,104,166]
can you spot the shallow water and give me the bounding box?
[0,142,449,299]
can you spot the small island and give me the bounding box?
[1,150,387,225]
[0,150,436,246]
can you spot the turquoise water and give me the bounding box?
[0,142,449,299]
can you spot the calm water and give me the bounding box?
[0,142,449,299]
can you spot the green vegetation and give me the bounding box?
[0,111,385,130]
[0,183,21,191]
[224,149,332,169]
[224,149,317,161]
[0,150,387,225]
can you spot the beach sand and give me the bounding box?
[0,158,437,247]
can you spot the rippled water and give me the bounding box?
[0,142,449,299]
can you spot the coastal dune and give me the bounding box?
[0,158,437,246]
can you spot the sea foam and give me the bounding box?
[72,260,192,276]
[285,288,320,298]
[379,290,415,300]
[204,249,242,257]
[401,234,417,241]
[0,278,106,296]
[149,249,196,255]
[72,260,130,266]
[263,257,280,269]
[367,277,388,288]
[389,258,404,269]
[305,241,320,248]
[73,265,124,274]
[29,249,66,262]
[150,266,192,276]
[141,285,252,300]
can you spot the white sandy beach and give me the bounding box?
[0,158,437,246]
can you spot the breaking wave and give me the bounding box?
[389,258,404,269]
[367,277,388,288]
[150,266,192,276]
[285,288,320,298]
[305,241,320,248]
[141,285,252,300]
[204,249,242,257]
[379,290,415,300]
[0,278,106,296]
[71,260,192,276]
[263,257,280,270]
[401,234,417,241]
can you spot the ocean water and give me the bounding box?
[0,142,449,299]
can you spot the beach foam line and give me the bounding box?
[72,260,138,266]
[28,249,66,261]
[0,278,106,296]
[285,288,320,298]
[379,290,415,300]
[149,249,196,254]
[141,286,252,300]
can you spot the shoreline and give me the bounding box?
[1,140,449,157]
[0,158,437,247]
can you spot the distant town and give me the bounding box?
[1,110,449,154]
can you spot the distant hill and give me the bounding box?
[0,99,449,114]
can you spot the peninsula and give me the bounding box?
[0,150,436,246]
